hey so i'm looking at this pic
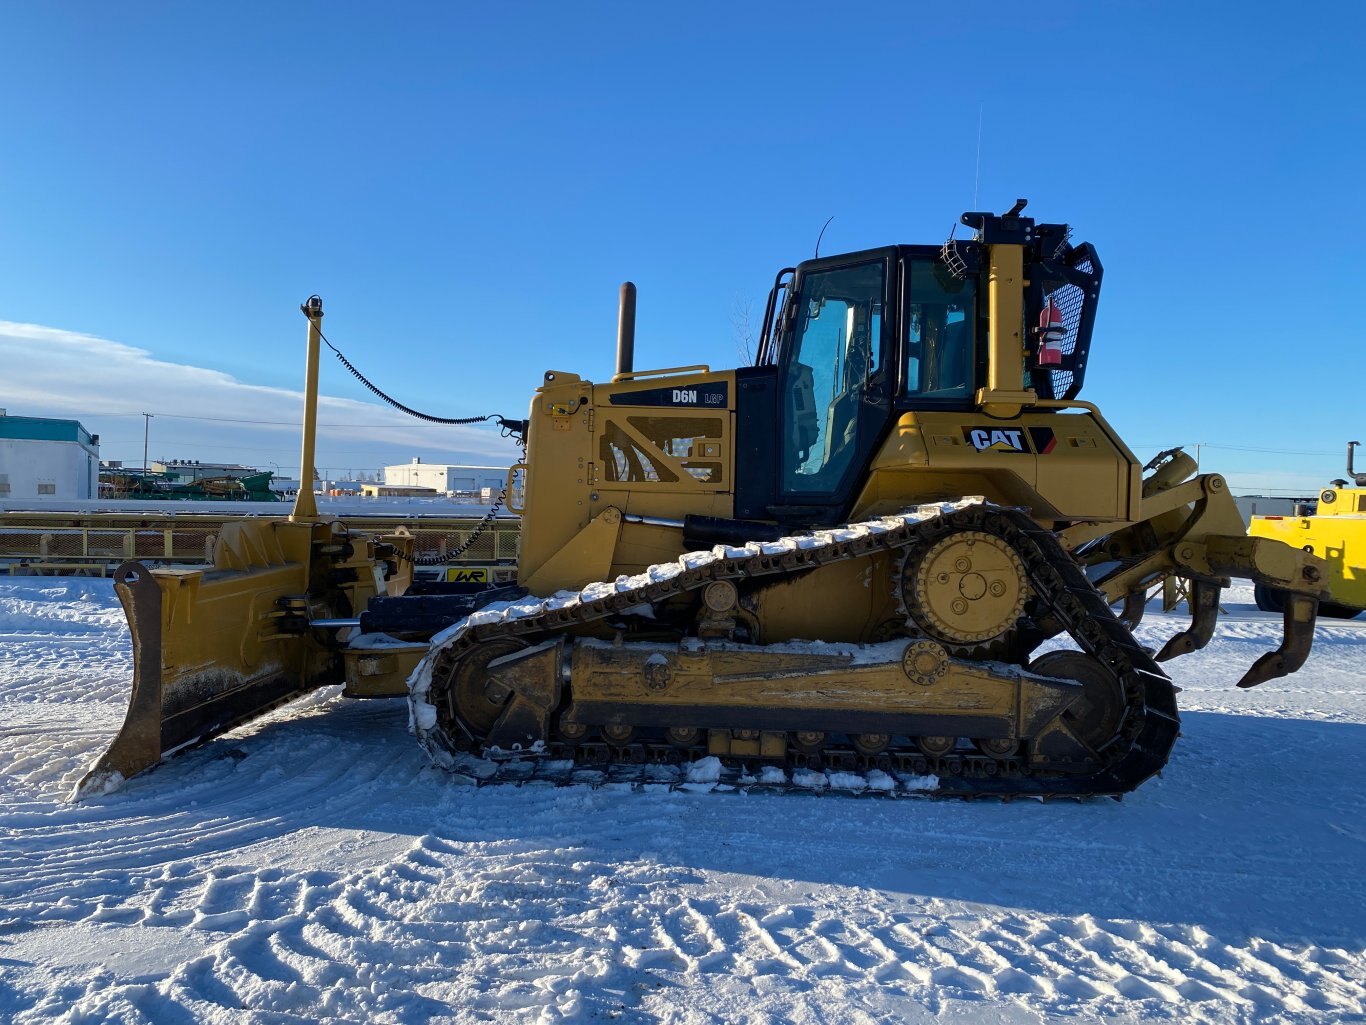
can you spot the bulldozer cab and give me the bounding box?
[772,249,977,499]
[749,210,1103,527]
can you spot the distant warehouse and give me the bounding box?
[0,410,100,500]
[360,483,440,498]
[383,458,509,496]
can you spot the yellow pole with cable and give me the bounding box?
[291,296,323,522]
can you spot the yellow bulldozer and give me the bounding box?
[77,201,1328,800]
[1249,441,1365,619]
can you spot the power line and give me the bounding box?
[1129,442,1342,457]
[39,410,493,430]
[1201,443,1342,457]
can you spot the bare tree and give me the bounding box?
[731,296,757,365]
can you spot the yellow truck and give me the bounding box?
[1250,442,1365,619]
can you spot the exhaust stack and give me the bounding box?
[616,281,636,378]
[1347,441,1365,487]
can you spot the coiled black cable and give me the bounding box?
[306,301,526,439]
[301,301,527,563]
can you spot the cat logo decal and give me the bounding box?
[963,427,1028,453]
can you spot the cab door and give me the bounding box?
[772,250,895,524]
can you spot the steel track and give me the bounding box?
[414,505,1181,798]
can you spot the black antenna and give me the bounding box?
[973,103,983,209]
[814,216,834,257]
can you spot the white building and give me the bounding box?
[383,459,509,496]
[0,410,100,500]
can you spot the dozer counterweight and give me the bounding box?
[80,202,1328,799]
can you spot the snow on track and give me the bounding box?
[1,578,1364,1023]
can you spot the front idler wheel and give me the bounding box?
[1028,650,1127,764]
[431,637,531,746]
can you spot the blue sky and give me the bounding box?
[1,3,1362,490]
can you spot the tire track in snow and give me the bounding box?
[31,834,1360,1024]
[4,577,1366,1024]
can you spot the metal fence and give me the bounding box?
[0,512,521,576]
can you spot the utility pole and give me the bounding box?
[141,413,153,474]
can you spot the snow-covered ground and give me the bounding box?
[1,577,1362,1024]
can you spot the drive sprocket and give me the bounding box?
[896,529,1030,655]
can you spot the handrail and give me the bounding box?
[505,464,527,514]
[610,364,711,383]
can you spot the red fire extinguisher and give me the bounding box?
[1037,299,1066,366]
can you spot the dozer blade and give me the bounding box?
[75,524,338,799]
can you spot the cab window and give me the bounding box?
[904,260,975,401]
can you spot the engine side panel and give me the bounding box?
[518,369,739,592]
[856,410,1139,523]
